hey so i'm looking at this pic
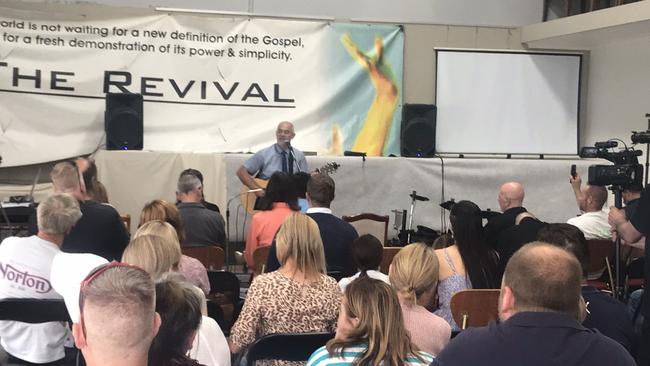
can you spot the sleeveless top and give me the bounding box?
[434,247,472,330]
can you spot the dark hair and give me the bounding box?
[258,172,299,211]
[351,234,383,272]
[449,200,499,289]
[81,159,98,193]
[149,276,202,366]
[537,223,589,276]
[306,173,335,208]
[293,172,310,199]
[179,168,204,184]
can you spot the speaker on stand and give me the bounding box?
[105,93,143,150]
[401,104,436,157]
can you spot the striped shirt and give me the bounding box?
[307,345,434,366]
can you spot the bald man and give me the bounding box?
[485,182,528,248]
[431,243,635,366]
[237,121,308,198]
[568,173,611,240]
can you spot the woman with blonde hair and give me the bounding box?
[122,233,181,280]
[230,213,341,363]
[307,275,433,366]
[138,203,210,295]
[389,243,451,355]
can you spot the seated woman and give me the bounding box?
[434,200,500,330]
[338,234,389,292]
[230,213,341,363]
[139,199,210,294]
[307,275,434,366]
[390,243,451,355]
[150,275,205,366]
[244,171,299,269]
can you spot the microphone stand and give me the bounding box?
[225,189,262,271]
[287,142,301,173]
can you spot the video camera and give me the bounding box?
[579,137,644,190]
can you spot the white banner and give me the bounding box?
[0,4,404,167]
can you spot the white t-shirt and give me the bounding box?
[189,316,231,366]
[338,270,390,292]
[0,235,69,363]
[567,210,612,240]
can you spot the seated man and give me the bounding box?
[71,263,160,366]
[266,173,358,276]
[568,173,611,240]
[0,193,82,364]
[484,181,527,248]
[496,211,546,274]
[178,168,220,213]
[431,242,634,366]
[176,174,225,247]
[538,223,635,353]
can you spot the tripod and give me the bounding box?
[610,185,625,300]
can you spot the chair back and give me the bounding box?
[342,213,389,245]
[207,270,242,335]
[182,246,225,271]
[450,289,500,330]
[379,247,401,275]
[120,214,131,233]
[238,332,335,366]
[252,246,271,277]
[0,298,71,323]
[586,239,615,279]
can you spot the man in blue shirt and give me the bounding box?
[236,121,308,198]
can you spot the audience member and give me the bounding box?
[244,171,299,268]
[75,157,109,203]
[179,168,221,213]
[484,181,527,248]
[338,234,389,292]
[537,223,635,352]
[0,194,81,364]
[431,243,635,366]
[496,211,547,272]
[266,173,358,276]
[150,276,205,366]
[177,174,226,247]
[568,173,611,240]
[435,200,500,330]
[294,171,311,212]
[230,213,341,363]
[122,233,181,280]
[306,275,434,366]
[138,204,210,294]
[389,243,451,355]
[72,263,161,366]
[48,161,129,261]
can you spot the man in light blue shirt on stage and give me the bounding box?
[236,121,308,197]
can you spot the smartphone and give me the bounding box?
[570,164,577,178]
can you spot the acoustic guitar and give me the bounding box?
[239,162,340,214]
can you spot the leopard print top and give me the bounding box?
[230,271,341,366]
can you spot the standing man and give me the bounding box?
[236,121,308,197]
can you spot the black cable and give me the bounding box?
[435,154,446,233]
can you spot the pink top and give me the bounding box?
[401,301,451,356]
[178,255,210,295]
[245,203,294,268]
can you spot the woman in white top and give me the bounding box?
[338,234,389,292]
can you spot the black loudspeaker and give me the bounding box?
[105,93,143,150]
[401,104,436,157]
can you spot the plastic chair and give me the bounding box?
[207,270,242,335]
[450,289,500,330]
[585,239,615,291]
[342,213,389,245]
[237,332,335,366]
[0,298,71,323]
[252,246,271,279]
[182,246,225,271]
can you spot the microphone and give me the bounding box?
[595,141,618,149]
[344,151,367,157]
[410,191,430,202]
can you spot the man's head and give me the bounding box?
[497,182,525,211]
[623,186,642,204]
[72,264,160,365]
[37,193,82,238]
[276,121,295,148]
[175,174,202,203]
[537,223,589,278]
[579,185,607,212]
[50,162,85,200]
[499,242,582,321]
[306,173,335,208]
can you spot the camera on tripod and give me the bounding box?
[579,139,643,190]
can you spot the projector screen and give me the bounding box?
[435,49,581,155]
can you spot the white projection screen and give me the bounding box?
[435,49,581,155]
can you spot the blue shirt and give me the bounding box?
[307,344,433,366]
[243,143,308,179]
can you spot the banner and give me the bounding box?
[0,4,404,167]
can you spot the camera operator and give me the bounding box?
[609,186,649,364]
